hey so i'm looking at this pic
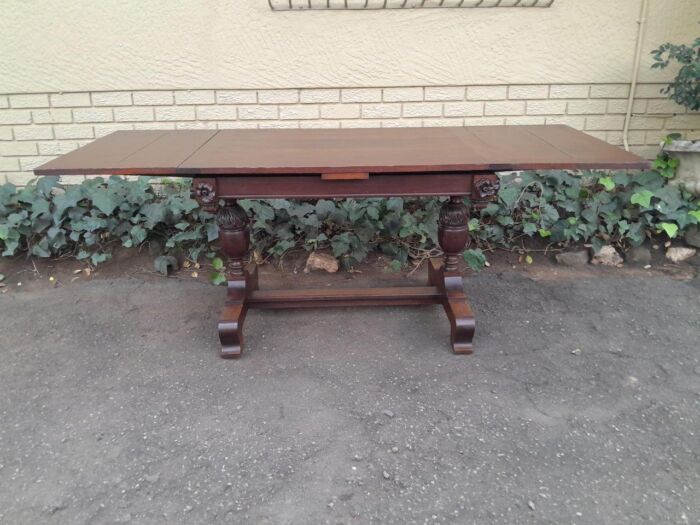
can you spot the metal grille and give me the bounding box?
[269,0,555,10]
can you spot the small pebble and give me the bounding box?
[383,410,394,418]
[382,471,391,480]
[528,501,535,511]
[571,348,582,356]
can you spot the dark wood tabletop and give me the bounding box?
[34,125,649,177]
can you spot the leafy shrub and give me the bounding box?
[651,37,700,112]
[0,176,216,266]
[239,196,442,269]
[470,163,700,255]
[1,165,699,276]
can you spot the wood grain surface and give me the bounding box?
[35,125,649,176]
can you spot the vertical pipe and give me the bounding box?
[623,0,649,151]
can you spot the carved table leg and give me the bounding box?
[430,196,476,354]
[216,199,256,358]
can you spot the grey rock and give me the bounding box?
[555,250,589,267]
[304,252,339,273]
[591,246,623,267]
[626,246,652,267]
[684,225,700,249]
[666,247,697,263]
[382,409,394,418]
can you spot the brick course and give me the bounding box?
[1,83,698,185]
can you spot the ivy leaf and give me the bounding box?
[366,205,380,220]
[689,210,700,222]
[90,252,111,266]
[659,222,679,238]
[211,257,225,271]
[315,199,336,218]
[631,190,654,208]
[525,254,533,265]
[599,177,615,191]
[538,228,552,238]
[154,255,179,276]
[386,197,404,213]
[36,176,59,197]
[523,222,537,236]
[205,221,219,242]
[31,238,51,258]
[211,271,227,286]
[130,225,147,245]
[499,187,519,208]
[463,249,486,272]
[388,260,403,272]
[90,189,120,216]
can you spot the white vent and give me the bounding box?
[269,0,555,10]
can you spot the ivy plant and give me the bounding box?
[2,159,699,279]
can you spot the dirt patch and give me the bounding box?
[1,244,697,296]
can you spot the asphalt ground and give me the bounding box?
[0,266,699,524]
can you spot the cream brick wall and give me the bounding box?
[1,84,699,186]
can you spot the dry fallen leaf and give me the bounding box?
[183,260,191,269]
[191,271,199,278]
[73,269,82,274]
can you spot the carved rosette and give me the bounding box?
[191,179,218,212]
[472,174,500,208]
[438,197,470,273]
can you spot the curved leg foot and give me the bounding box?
[219,304,247,358]
[444,299,475,354]
[429,258,476,354]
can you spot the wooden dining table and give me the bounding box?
[35,125,649,358]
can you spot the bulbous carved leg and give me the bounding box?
[216,199,255,358]
[433,197,475,354]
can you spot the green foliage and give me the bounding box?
[210,257,227,285]
[154,255,179,276]
[2,159,699,275]
[463,249,486,271]
[467,168,700,253]
[651,37,700,111]
[238,196,441,270]
[0,176,214,266]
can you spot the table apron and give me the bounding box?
[203,173,490,199]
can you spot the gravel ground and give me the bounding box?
[0,270,699,524]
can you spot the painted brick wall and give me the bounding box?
[1,83,698,186]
